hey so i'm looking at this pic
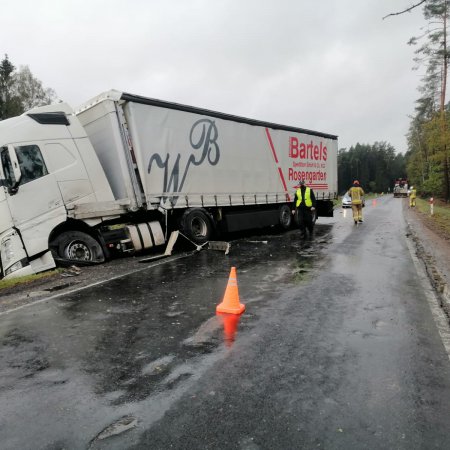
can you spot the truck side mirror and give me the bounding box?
[0,146,22,195]
[8,146,22,189]
[7,185,19,195]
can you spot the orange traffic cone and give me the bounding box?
[216,267,245,314]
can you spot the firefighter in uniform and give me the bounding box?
[409,186,417,208]
[294,179,316,238]
[349,180,365,224]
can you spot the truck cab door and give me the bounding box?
[0,144,65,257]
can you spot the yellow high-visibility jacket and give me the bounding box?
[296,187,313,207]
[349,186,365,205]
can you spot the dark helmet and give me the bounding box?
[299,179,306,186]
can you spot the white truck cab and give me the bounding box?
[0,104,115,278]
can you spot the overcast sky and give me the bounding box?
[2,0,426,152]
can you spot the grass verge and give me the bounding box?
[416,198,450,238]
[0,269,60,292]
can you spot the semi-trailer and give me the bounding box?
[0,90,337,278]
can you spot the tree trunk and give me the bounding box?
[445,154,450,201]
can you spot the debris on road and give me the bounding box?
[92,415,137,442]
[140,230,230,263]
[60,266,82,277]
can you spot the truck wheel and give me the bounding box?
[54,231,105,264]
[180,209,213,245]
[278,204,292,230]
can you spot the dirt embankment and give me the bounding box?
[405,202,450,317]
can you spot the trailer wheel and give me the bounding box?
[53,231,105,264]
[278,204,292,230]
[180,209,213,245]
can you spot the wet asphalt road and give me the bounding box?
[2,196,450,449]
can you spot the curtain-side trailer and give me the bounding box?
[0,90,337,278]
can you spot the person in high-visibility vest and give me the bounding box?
[349,180,365,224]
[409,186,417,208]
[293,179,316,238]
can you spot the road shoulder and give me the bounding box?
[404,201,450,319]
[0,256,152,314]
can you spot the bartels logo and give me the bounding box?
[147,119,220,200]
[287,136,328,186]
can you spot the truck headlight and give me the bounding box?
[5,260,23,276]
[1,238,14,266]
[0,232,30,278]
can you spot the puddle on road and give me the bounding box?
[1,328,50,380]
[291,258,315,284]
[182,316,222,351]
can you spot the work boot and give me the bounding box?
[358,219,363,223]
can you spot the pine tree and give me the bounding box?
[0,54,21,119]
[402,0,450,199]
